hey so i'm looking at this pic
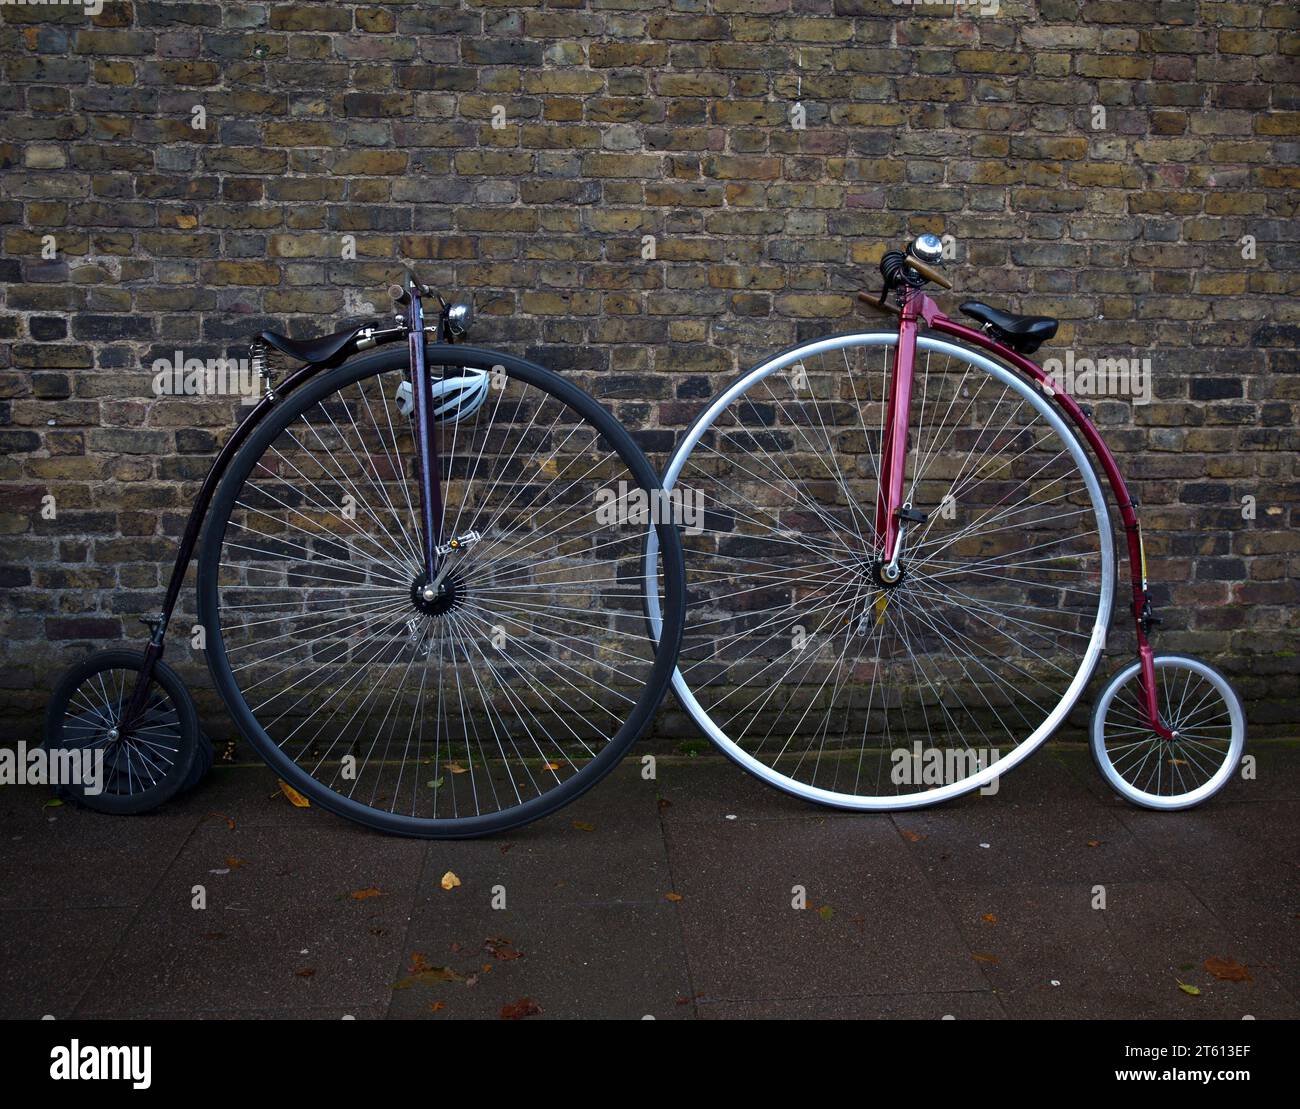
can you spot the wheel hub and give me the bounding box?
[410,572,463,616]
[868,557,906,589]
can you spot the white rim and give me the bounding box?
[646,332,1115,810]
[1091,654,1245,810]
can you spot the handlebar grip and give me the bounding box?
[857,291,900,316]
[906,256,952,289]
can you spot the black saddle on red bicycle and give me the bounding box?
[959,301,1058,355]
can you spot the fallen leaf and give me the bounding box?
[543,761,561,771]
[818,905,834,921]
[500,997,542,1020]
[484,937,524,961]
[350,887,382,900]
[657,797,672,810]
[209,812,236,830]
[664,892,683,903]
[428,1001,446,1013]
[1086,839,1102,848]
[295,967,315,978]
[440,871,461,891]
[394,966,465,990]
[1177,981,1201,997]
[278,780,310,808]
[901,829,925,843]
[1204,956,1253,983]
[225,856,246,869]
[972,952,999,965]
[426,777,444,789]
[572,821,595,832]
[43,799,62,809]
[447,762,468,774]
[982,913,997,924]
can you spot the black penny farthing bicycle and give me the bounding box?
[44,274,685,837]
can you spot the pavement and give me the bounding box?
[1,743,1296,1020]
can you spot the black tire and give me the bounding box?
[197,344,685,838]
[43,649,200,814]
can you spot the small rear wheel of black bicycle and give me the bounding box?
[43,649,200,814]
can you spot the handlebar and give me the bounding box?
[906,255,951,289]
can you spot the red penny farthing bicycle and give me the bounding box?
[648,232,1245,811]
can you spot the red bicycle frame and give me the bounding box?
[871,286,1172,739]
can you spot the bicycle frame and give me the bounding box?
[117,287,439,731]
[876,286,1172,739]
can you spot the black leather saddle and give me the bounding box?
[958,302,1058,355]
[258,324,372,365]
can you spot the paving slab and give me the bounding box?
[72,822,427,1017]
[387,901,693,1020]
[0,906,138,1018]
[662,812,987,1001]
[0,789,200,910]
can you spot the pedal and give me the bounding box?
[436,530,481,557]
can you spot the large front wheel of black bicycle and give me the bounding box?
[197,345,685,838]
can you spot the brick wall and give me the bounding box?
[1,0,1297,742]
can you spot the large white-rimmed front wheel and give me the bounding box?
[646,332,1114,810]
[1091,655,1245,810]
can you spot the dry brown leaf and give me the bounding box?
[225,856,246,869]
[447,762,468,774]
[428,1001,446,1013]
[1204,956,1253,982]
[901,829,925,843]
[484,937,524,961]
[543,761,561,771]
[350,887,382,900]
[394,966,464,990]
[1086,839,1102,848]
[278,780,311,808]
[209,812,236,830]
[440,871,461,891]
[665,891,683,902]
[982,913,997,924]
[501,997,542,1020]
[295,967,315,978]
[972,952,999,965]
